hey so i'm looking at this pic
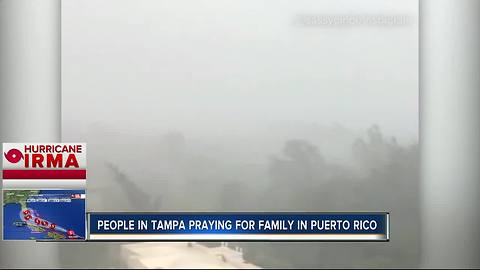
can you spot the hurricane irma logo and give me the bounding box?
[2,143,86,179]
[4,148,24,164]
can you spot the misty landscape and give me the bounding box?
[58,0,419,267]
[58,123,419,268]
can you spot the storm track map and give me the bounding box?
[3,190,86,240]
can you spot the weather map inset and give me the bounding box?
[3,190,85,240]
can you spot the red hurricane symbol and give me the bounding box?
[4,148,23,164]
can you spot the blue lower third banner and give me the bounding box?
[88,212,389,241]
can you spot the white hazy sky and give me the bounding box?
[62,0,418,143]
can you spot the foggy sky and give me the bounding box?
[62,0,418,144]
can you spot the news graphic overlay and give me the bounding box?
[2,143,87,241]
[3,190,86,240]
[2,143,86,181]
[88,212,389,241]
